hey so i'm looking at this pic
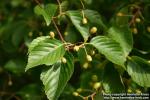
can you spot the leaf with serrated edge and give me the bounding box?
[28,36,49,53]
[103,62,125,93]
[127,56,150,87]
[108,26,133,57]
[26,37,65,71]
[67,11,90,41]
[34,4,57,26]
[90,36,126,67]
[40,52,74,100]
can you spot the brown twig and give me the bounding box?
[129,9,140,26]
[80,0,85,9]
[34,0,43,8]
[0,91,21,100]
[91,92,97,100]
[83,92,96,100]
[52,18,65,42]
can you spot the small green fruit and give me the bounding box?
[86,55,92,62]
[90,27,97,34]
[147,26,150,32]
[73,92,79,96]
[117,12,124,16]
[135,18,141,23]
[91,75,98,82]
[82,18,88,24]
[76,88,82,93]
[93,82,101,90]
[73,46,80,52]
[132,28,138,34]
[127,88,132,93]
[49,31,55,38]
[83,62,89,69]
[61,57,67,63]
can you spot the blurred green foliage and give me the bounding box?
[0,0,150,100]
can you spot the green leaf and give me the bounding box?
[4,59,26,75]
[83,0,92,5]
[109,7,133,57]
[103,63,125,93]
[28,36,49,53]
[17,84,42,100]
[109,7,133,56]
[108,26,133,57]
[40,52,74,100]
[60,0,69,12]
[84,9,107,30]
[127,56,150,87]
[90,36,126,66]
[34,4,57,26]
[26,37,66,71]
[66,11,90,41]
[77,48,87,65]
[11,22,29,47]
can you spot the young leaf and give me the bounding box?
[108,26,133,57]
[127,56,150,87]
[90,36,126,67]
[26,37,65,71]
[40,52,74,100]
[34,4,57,26]
[66,11,90,41]
[103,63,125,93]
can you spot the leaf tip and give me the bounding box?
[25,66,29,72]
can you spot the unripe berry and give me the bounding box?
[92,75,98,82]
[93,82,101,90]
[83,62,89,69]
[49,31,55,38]
[117,12,124,16]
[136,89,141,94]
[86,55,92,62]
[90,27,97,34]
[64,32,68,36]
[61,57,67,63]
[8,80,12,86]
[132,28,138,34]
[76,88,82,93]
[127,88,132,93]
[91,50,95,56]
[28,32,33,37]
[82,18,88,24]
[73,46,80,52]
[72,92,79,96]
[135,18,141,23]
[147,26,150,32]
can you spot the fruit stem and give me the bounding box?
[52,18,66,43]
[80,0,85,9]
